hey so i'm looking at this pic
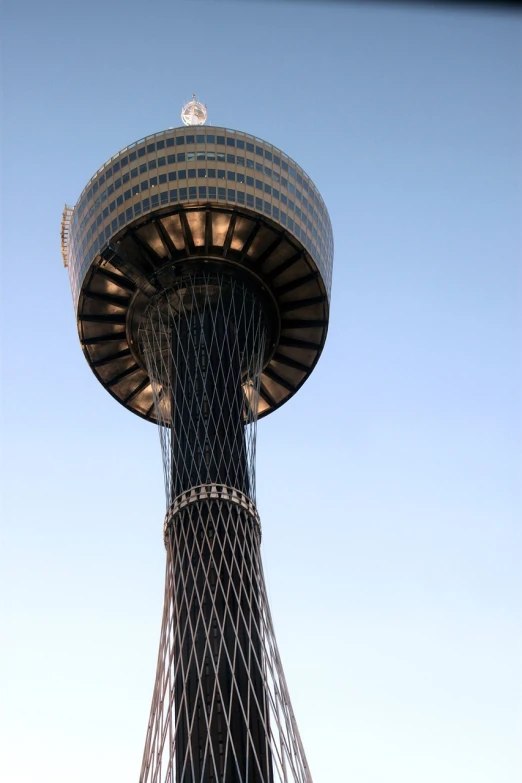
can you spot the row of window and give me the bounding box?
[69,187,332,299]
[73,160,331,256]
[74,132,327,230]
[75,149,327,228]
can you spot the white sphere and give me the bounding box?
[181,95,208,126]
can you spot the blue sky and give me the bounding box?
[1,2,520,781]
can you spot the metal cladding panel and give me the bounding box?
[65,126,334,308]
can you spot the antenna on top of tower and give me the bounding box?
[180,94,208,126]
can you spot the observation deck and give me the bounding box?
[64,125,334,422]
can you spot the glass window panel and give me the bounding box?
[141,181,149,191]
[187,152,195,161]
[227,171,235,181]
[118,213,125,226]
[188,169,196,178]
[281,160,288,171]
[106,167,113,178]
[198,168,206,177]
[207,151,215,160]
[217,170,225,179]
[160,191,168,204]
[208,186,216,198]
[255,146,263,156]
[217,136,225,145]
[166,137,175,147]
[255,179,263,190]
[226,153,235,163]
[178,170,186,179]
[207,168,216,178]
[142,198,150,210]
[186,135,195,144]
[116,195,123,206]
[138,147,146,157]
[237,173,245,183]
[113,161,120,173]
[227,189,236,200]
[198,186,207,197]
[158,156,166,166]
[206,134,215,143]
[168,171,177,181]
[114,178,122,189]
[236,139,245,149]
[156,140,165,150]
[226,137,235,147]
[246,142,254,152]
[246,176,254,186]
[147,143,155,153]
[218,187,226,199]
[246,159,254,169]
[264,183,271,194]
[255,197,263,210]
[236,155,244,166]
[179,187,187,199]
[256,162,263,172]
[196,135,205,144]
[273,206,279,219]
[107,184,114,196]
[237,190,245,204]
[120,155,128,167]
[273,154,280,166]
[264,150,272,161]
[139,163,147,174]
[150,176,158,186]
[170,189,178,201]
[247,193,254,206]
[176,136,185,145]
[189,186,197,198]
[177,152,185,162]
[151,194,159,207]
[149,159,157,169]
[129,151,137,161]
[197,151,205,160]
[217,152,225,161]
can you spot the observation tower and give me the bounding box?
[62,96,334,783]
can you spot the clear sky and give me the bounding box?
[1,1,520,781]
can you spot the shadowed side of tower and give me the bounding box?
[62,105,333,783]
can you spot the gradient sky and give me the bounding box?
[1,2,521,782]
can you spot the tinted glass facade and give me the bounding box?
[66,127,334,307]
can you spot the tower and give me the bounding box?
[62,97,333,783]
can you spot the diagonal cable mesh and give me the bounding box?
[138,271,313,783]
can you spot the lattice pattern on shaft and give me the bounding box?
[138,271,313,783]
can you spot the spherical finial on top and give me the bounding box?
[181,94,208,126]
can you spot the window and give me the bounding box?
[217,136,225,145]
[142,197,150,210]
[138,147,146,157]
[120,155,128,167]
[237,173,245,183]
[218,187,226,199]
[273,206,279,219]
[178,170,186,179]
[255,197,263,210]
[158,156,166,166]
[264,150,272,162]
[147,143,155,153]
[160,191,168,204]
[179,187,187,199]
[226,153,235,163]
[281,160,288,172]
[148,159,157,169]
[246,159,254,169]
[107,184,114,196]
[118,213,125,226]
[116,195,123,206]
[150,176,158,187]
[109,200,116,212]
[113,161,120,173]
[129,151,137,162]
[198,168,206,178]
[103,206,110,217]
[226,137,235,147]
[217,152,225,162]
[280,193,287,205]
[166,137,175,147]
[227,189,236,201]
[168,171,177,181]
[207,168,216,178]
[273,154,280,166]
[198,186,207,198]
[126,207,133,220]
[176,136,185,145]
[197,151,205,160]
[246,175,254,186]
[273,187,279,199]
[255,145,263,156]
[247,193,254,207]
[196,135,205,144]
[188,169,196,178]
[236,155,244,166]
[139,163,147,174]
[187,152,195,161]
[281,176,287,188]
[289,199,294,211]
[189,187,197,198]
[141,180,149,191]
[124,190,131,201]
[237,190,245,204]
[297,173,303,186]
[236,139,245,149]
[264,183,271,195]
[106,167,113,178]
[167,154,175,164]
[114,178,121,190]
[264,166,271,177]
[256,162,263,172]
[255,179,263,190]
[99,173,106,184]
[246,142,254,152]
[186,135,195,144]
[170,189,178,201]
[208,186,216,198]
[227,171,235,181]
[217,170,225,179]
[207,151,215,161]
[206,134,215,143]
[157,140,165,150]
